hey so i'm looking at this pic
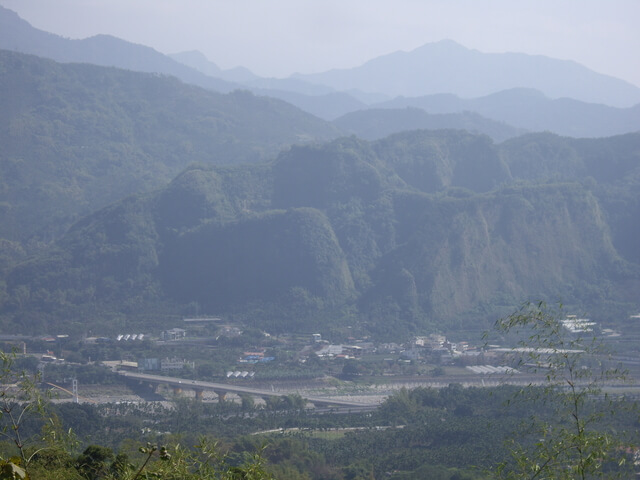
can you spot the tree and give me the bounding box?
[342,359,361,376]
[493,302,635,479]
[75,445,114,479]
[240,395,255,412]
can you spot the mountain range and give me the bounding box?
[293,39,640,108]
[0,6,639,338]
[1,5,639,139]
[370,89,640,139]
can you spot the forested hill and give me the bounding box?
[2,131,638,336]
[0,50,341,244]
[333,107,524,142]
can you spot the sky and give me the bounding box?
[2,0,640,87]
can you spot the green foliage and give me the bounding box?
[493,302,636,479]
[0,352,81,479]
[0,352,47,473]
[263,395,307,412]
[0,459,28,480]
[87,440,275,480]
[76,445,114,479]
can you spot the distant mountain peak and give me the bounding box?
[294,41,640,108]
[84,33,147,47]
[170,50,257,82]
[415,38,469,51]
[173,49,210,62]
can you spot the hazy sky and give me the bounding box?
[2,0,640,86]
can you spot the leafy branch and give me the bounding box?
[494,302,634,479]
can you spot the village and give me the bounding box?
[4,311,638,406]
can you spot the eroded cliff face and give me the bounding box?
[416,185,618,318]
[360,182,623,322]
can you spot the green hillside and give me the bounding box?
[2,132,638,337]
[333,107,524,142]
[0,50,340,245]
